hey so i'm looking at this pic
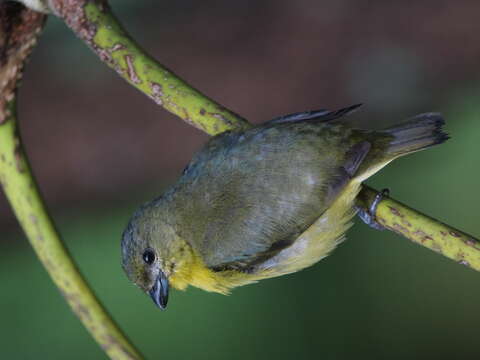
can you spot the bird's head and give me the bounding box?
[121,202,197,310]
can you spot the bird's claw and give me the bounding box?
[357,188,390,230]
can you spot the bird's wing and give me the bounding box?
[266,103,362,124]
[172,121,370,272]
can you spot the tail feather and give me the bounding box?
[355,112,448,182]
[383,112,449,158]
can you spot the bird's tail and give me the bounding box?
[354,112,448,182]
[382,112,449,158]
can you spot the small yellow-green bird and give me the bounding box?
[121,104,448,309]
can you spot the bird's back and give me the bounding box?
[162,120,362,272]
[123,106,447,298]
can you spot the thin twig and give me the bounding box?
[0,3,143,360]
[2,1,479,359]
[357,186,480,271]
[50,0,479,270]
[48,0,250,135]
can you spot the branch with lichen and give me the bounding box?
[357,186,480,270]
[51,0,249,135]
[45,0,479,270]
[0,3,143,360]
[2,0,480,359]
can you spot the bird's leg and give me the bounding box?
[356,188,390,230]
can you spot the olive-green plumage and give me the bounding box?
[121,105,448,309]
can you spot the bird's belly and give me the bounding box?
[183,181,361,294]
[253,180,362,278]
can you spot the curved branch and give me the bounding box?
[5,5,480,360]
[42,0,480,271]
[0,4,143,360]
[48,0,250,135]
[47,0,480,271]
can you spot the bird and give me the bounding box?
[121,104,448,309]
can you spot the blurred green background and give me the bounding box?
[1,1,480,359]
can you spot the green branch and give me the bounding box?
[357,186,480,271]
[2,0,480,359]
[0,3,143,360]
[50,1,479,271]
[49,0,250,135]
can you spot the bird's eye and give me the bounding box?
[142,249,156,265]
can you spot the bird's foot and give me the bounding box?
[357,188,389,230]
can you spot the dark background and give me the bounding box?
[1,1,480,359]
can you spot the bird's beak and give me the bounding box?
[149,270,169,310]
